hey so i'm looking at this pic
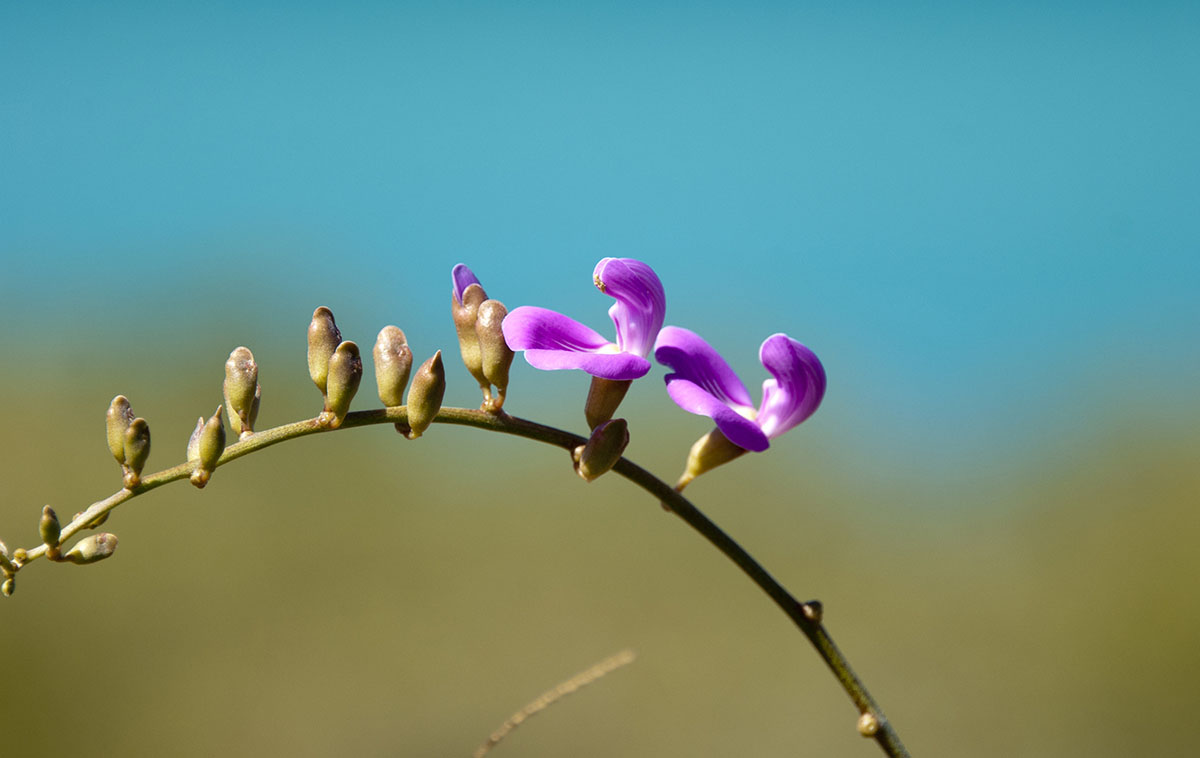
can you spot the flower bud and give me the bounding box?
[1,578,13,597]
[584,377,632,430]
[123,418,151,488]
[65,533,119,565]
[40,505,61,551]
[373,326,413,407]
[223,347,259,437]
[452,273,490,393]
[0,540,13,574]
[573,418,629,482]
[307,306,342,395]
[190,406,226,488]
[324,340,363,428]
[186,416,204,463]
[105,395,135,464]
[404,351,445,439]
[476,300,514,411]
[673,428,747,492]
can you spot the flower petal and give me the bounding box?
[664,377,770,452]
[502,305,651,380]
[525,350,651,380]
[755,334,826,439]
[593,258,666,358]
[653,326,756,411]
[452,263,483,305]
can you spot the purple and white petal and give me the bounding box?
[452,263,483,305]
[755,334,826,439]
[525,349,650,380]
[664,377,770,452]
[593,258,666,358]
[654,326,755,412]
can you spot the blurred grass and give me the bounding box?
[2,338,1198,757]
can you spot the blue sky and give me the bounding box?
[3,1,1197,473]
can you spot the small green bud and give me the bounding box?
[673,428,748,492]
[857,712,880,737]
[0,539,14,574]
[584,377,632,430]
[105,395,135,464]
[65,533,119,565]
[123,418,151,488]
[307,306,342,395]
[223,347,259,437]
[190,406,226,488]
[40,505,61,551]
[452,283,489,393]
[324,340,363,428]
[186,416,204,463]
[1,577,13,597]
[404,351,445,439]
[475,300,514,411]
[573,418,629,482]
[373,326,413,407]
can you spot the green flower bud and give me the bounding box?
[673,428,747,492]
[65,533,119,565]
[223,347,259,437]
[186,416,204,463]
[191,406,226,488]
[324,340,363,429]
[123,418,151,488]
[40,505,61,551]
[452,284,489,393]
[105,395,135,464]
[0,539,14,575]
[475,300,514,411]
[573,418,629,482]
[373,326,413,408]
[307,306,342,395]
[584,377,632,430]
[1,577,13,597]
[404,350,445,439]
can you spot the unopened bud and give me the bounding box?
[40,505,61,551]
[573,418,629,482]
[105,395,135,464]
[1,578,13,597]
[324,341,363,428]
[307,306,342,395]
[404,351,445,439]
[674,428,747,492]
[123,418,151,488]
[452,266,490,394]
[0,540,13,574]
[191,406,226,488]
[476,300,514,411]
[65,533,119,565]
[186,416,204,462]
[857,712,880,737]
[223,347,259,437]
[373,326,413,407]
[584,377,632,430]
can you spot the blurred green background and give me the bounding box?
[3,2,1199,756]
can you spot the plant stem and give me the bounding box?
[12,406,910,757]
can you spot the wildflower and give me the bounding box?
[653,326,826,488]
[503,258,665,427]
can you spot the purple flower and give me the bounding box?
[501,258,666,381]
[653,326,826,452]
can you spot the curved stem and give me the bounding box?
[11,406,909,757]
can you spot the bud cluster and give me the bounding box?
[451,265,514,412]
[223,347,261,439]
[105,395,152,488]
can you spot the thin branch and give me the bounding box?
[8,406,910,757]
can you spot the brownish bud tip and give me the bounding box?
[373,325,413,407]
[307,306,342,395]
[405,350,446,439]
[39,505,61,550]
